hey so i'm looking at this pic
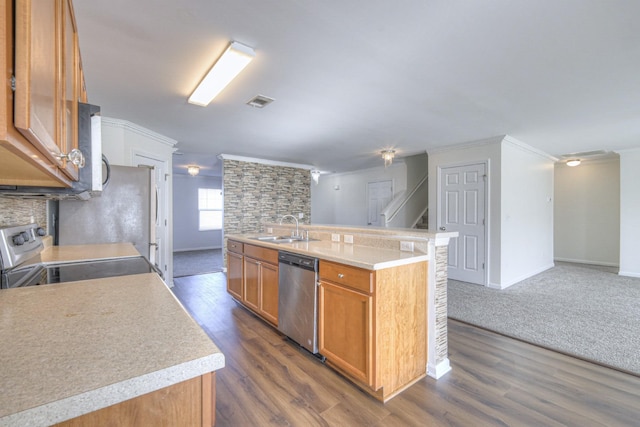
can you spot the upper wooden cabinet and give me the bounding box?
[0,0,85,187]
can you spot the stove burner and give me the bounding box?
[1,223,158,289]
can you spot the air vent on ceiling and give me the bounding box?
[558,150,608,159]
[246,95,275,108]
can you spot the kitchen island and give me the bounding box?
[0,272,224,426]
[226,224,455,401]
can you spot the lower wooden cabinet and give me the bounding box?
[226,251,243,301]
[226,240,279,327]
[318,280,373,385]
[243,256,261,312]
[318,259,428,402]
[54,372,216,427]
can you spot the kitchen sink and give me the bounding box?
[250,236,319,244]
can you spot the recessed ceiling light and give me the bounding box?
[246,95,275,108]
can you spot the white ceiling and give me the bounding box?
[73,0,640,176]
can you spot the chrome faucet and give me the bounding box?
[279,214,300,238]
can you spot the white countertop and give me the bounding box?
[0,273,225,426]
[229,234,430,269]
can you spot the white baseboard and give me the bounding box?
[173,246,222,253]
[554,257,619,268]
[489,263,555,290]
[619,270,640,278]
[427,359,451,379]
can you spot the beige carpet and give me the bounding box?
[448,262,640,376]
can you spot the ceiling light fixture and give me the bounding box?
[566,159,581,167]
[310,170,321,184]
[381,149,396,167]
[188,41,256,107]
[187,165,200,176]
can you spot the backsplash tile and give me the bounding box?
[0,198,47,228]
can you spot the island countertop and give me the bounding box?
[0,273,225,426]
[227,234,430,270]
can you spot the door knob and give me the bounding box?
[439,226,446,231]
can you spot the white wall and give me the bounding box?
[619,148,640,277]
[554,157,620,267]
[500,139,555,286]
[311,162,407,226]
[173,174,223,251]
[428,136,502,285]
[101,117,177,284]
[428,135,555,289]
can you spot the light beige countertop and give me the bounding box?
[228,234,429,269]
[40,242,141,264]
[0,273,225,426]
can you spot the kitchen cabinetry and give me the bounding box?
[54,372,216,427]
[244,243,279,326]
[1,0,85,187]
[226,240,244,301]
[318,259,428,402]
[226,240,279,326]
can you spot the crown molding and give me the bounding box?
[218,154,314,170]
[102,117,178,148]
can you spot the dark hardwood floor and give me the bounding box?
[172,273,640,426]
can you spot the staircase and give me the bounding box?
[415,212,428,229]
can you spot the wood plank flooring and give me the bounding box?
[172,273,640,426]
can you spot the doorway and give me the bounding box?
[133,153,169,278]
[438,163,487,285]
[367,180,393,226]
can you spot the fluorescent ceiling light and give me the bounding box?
[188,41,255,106]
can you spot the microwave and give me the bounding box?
[0,103,107,200]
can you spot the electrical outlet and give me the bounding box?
[400,241,414,252]
[344,235,353,244]
[298,213,304,219]
[267,227,273,234]
[331,233,341,242]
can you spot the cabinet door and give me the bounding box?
[14,0,79,180]
[259,262,278,326]
[243,257,260,312]
[227,251,243,301]
[318,280,373,386]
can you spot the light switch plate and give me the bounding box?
[267,227,273,233]
[344,235,353,244]
[331,233,341,242]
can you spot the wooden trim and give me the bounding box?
[201,372,216,427]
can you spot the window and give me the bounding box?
[198,188,223,230]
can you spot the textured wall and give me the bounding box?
[223,159,311,236]
[0,198,47,228]
[434,244,449,365]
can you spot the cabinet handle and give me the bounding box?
[338,273,344,278]
[56,148,85,168]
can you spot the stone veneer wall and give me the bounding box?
[223,159,311,256]
[434,245,449,365]
[0,198,47,228]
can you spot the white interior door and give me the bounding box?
[439,163,486,285]
[134,154,167,276]
[367,180,393,226]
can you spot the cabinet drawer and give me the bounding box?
[227,240,243,254]
[244,243,278,264]
[319,260,373,294]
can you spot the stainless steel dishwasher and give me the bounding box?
[278,251,320,354]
